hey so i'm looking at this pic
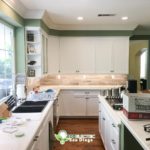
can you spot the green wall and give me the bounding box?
[121,123,143,150]
[15,27,25,73]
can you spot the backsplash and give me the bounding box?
[40,74,127,86]
[27,74,127,91]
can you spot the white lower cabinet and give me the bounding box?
[59,90,99,117]
[100,106,111,150]
[86,97,98,116]
[60,90,86,116]
[100,103,120,150]
[110,118,119,150]
[28,107,53,150]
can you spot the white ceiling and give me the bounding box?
[17,0,150,30]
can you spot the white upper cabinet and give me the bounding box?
[95,37,129,74]
[59,37,77,73]
[95,37,113,73]
[47,36,129,74]
[77,37,95,73]
[48,36,60,74]
[59,37,95,73]
[112,37,129,74]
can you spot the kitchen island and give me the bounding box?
[120,113,150,150]
[99,95,150,150]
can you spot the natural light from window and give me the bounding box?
[0,22,14,100]
[140,49,147,79]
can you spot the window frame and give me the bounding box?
[0,19,16,100]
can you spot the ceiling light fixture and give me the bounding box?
[77,16,83,21]
[121,16,128,20]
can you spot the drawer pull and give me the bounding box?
[112,139,116,144]
[102,118,105,121]
[112,123,116,127]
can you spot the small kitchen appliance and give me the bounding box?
[123,93,150,119]
[127,79,137,93]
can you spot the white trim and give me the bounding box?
[24,10,44,19]
[1,0,138,30]
[2,0,26,17]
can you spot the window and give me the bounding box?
[0,22,14,100]
[140,49,148,79]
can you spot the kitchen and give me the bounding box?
[0,0,150,150]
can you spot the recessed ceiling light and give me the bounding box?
[77,16,83,21]
[121,16,128,20]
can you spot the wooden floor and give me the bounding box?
[53,119,105,150]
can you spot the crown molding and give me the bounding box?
[42,11,60,29]
[2,0,26,17]
[24,10,44,19]
[1,0,138,31]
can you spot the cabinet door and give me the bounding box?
[59,37,78,73]
[86,97,98,116]
[29,123,49,150]
[77,37,95,73]
[48,36,60,74]
[59,37,95,73]
[100,104,111,150]
[110,119,119,150]
[61,91,86,116]
[104,109,111,150]
[112,37,129,74]
[95,38,113,73]
[38,123,49,150]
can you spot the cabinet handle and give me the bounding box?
[33,138,37,141]
[112,123,116,127]
[112,139,116,144]
[35,136,39,138]
[102,117,105,121]
[58,70,60,73]
[110,70,114,72]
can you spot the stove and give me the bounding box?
[106,96,123,110]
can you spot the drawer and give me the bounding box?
[73,90,100,96]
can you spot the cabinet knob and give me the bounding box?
[102,117,105,121]
[112,123,116,127]
[110,70,114,73]
[58,70,60,73]
[112,139,116,144]
[33,138,37,141]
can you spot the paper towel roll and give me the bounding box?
[16,84,26,99]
